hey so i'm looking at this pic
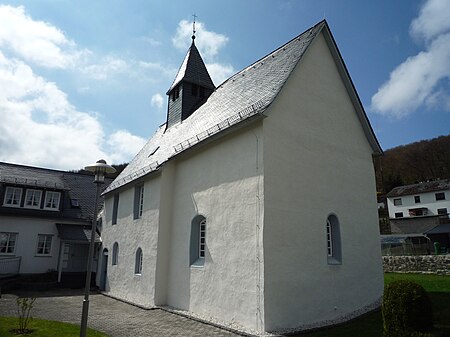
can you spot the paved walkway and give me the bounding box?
[0,289,242,337]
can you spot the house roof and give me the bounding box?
[426,223,450,235]
[104,20,381,195]
[0,161,112,222]
[167,40,215,94]
[387,179,450,198]
[56,223,101,242]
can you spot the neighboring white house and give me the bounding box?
[387,180,450,220]
[386,179,450,250]
[0,162,107,285]
[98,20,383,334]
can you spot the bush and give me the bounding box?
[383,280,433,337]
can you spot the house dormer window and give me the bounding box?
[25,189,42,209]
[44,191,61,210]
[172,85,180,101]
[3,187,22,207]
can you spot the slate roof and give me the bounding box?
[104,20,381,194]
[0,161,112,222]
[56,224,101,242]
[387,179,450,198]
[167,40,215,94]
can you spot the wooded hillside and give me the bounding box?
[375,134,450,193]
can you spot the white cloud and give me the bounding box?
[172,20,229,61]
[0,5,84,68]
[0,6,148,169]
[151,93,164,109]
[371,0,450,117]
[410,0,450,41]
[206,63,235,86]
[107,130,147,164]
[81,56,129,80]
[0,53,108,169]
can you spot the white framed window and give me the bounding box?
[36,234,53,256]
[112,194,119,225]
[24,189,42,209]
[44,191,61,210]
[133,185,144,219]
[414,196,421,203]
[0,232,17,255]
[199,219,206,259]
[112,242,119,265]
[393,198,402,206]
[135,248,143,275]
[190,215,206,266]
[3,187,22,207]
[326,214,342,265]
[435,192,446,201]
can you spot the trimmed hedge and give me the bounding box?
[383,280,433,337]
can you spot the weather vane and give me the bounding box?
[192,14,197,40]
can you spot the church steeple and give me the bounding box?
[166,20,215,129]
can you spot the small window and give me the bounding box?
[44,191,61,210]
[435,192,446,201]
[191,83,198,96]
[393,198,402,206]
[36,234,52,256]
[414,196,421,203]
[326,215,342,265]
[135,248,143,275]
[190,215,206,266]
[3,187,22,207]
[112,194,119,225]
[133,185,144,219]
[437,208,448,215]
[395,212,403,218]
[112,242,119,265]
[172,85,180,101]
[24,189,42,209]
[0,232,17,254]
[70,198,80,207]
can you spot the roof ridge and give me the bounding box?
[216,20,326,89]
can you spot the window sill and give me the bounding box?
[327,258,342,265]
[2,204,21,208]
[35,255,52,258]
[190,259,205,268]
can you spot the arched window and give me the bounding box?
[326,214,342,265]
[135,248,143,274]
[112,242,119,265]
[190,215,206,266]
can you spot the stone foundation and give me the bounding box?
[382,255,450,275]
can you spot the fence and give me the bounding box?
[0,256,21,278]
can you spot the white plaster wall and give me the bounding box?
[100,176,161,308]
[262,32,383,332]
[166,123,265,332]
[387,190,450,218]
[1,216,63,273]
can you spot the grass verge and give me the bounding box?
[0,317,109,337]
[291,273,450,337]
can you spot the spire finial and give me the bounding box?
[192,14,197,41]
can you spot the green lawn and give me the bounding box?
[0,317,109,337]
[292,273,450,337]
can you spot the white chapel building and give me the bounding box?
[97,20,383,334]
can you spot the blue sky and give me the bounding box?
[0,0,449,169]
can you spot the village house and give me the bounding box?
[386,179,450,252]
[97,20,383,334]
[0,161,110,285]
